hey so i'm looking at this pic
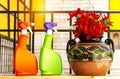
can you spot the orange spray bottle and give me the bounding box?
[14,22,38,76]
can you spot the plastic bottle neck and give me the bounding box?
[43,34,54,49]
[21,29,27,34]
[47,30,52,34]
[17,34,28,48]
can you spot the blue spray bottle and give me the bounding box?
[39,22,62,75]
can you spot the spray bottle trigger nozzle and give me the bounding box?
[27,22,34,34]
[53,27,58,32]
[27,26,33,34]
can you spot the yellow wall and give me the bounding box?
[110,0,120,30]
[0,0,7,8]
[32,0,45,30]
[0,0,8,36]
[10,0,17,10]
[0,0,45,38]
[0,14,8,36]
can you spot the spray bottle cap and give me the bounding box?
[18,22,34,34]
[44,22,57,32]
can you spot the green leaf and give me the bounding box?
[103,53,110,59]
[88,52,97,59]
[73,49,81,55]
[88,46,99,51]
[103,19,110,27]
[77,54,84,61]
[78,46,87,52]
[72,49,84,61]
[95,49,105,54]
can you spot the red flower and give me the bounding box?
[68,8,113,40]
[68,8,84,20]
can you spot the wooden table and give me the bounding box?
[0,75,120,79]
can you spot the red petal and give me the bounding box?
[86,35,91,40]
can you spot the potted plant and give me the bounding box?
[66,8,114,76]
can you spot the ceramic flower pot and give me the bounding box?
[66,38,114,76]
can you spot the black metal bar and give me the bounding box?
[0,29,20,31]
[69,19,73,74]
[1,29,120,33]
[51,11,53,52]
[107,13,111,74]
[110,30,120,32]
[0,29,43,32]
[8,0,10,37]
[29,12,34,51]
[51,13,54,22]
[1,10,120,13]
[0,10,70,13]
[32,13,35,53]
[108,13,110,39]
[0,4,8,10]
[13,13,17,73]
[17,0,20,40]
[29,0,32,51]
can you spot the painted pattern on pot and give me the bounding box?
[68,42,113,62]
